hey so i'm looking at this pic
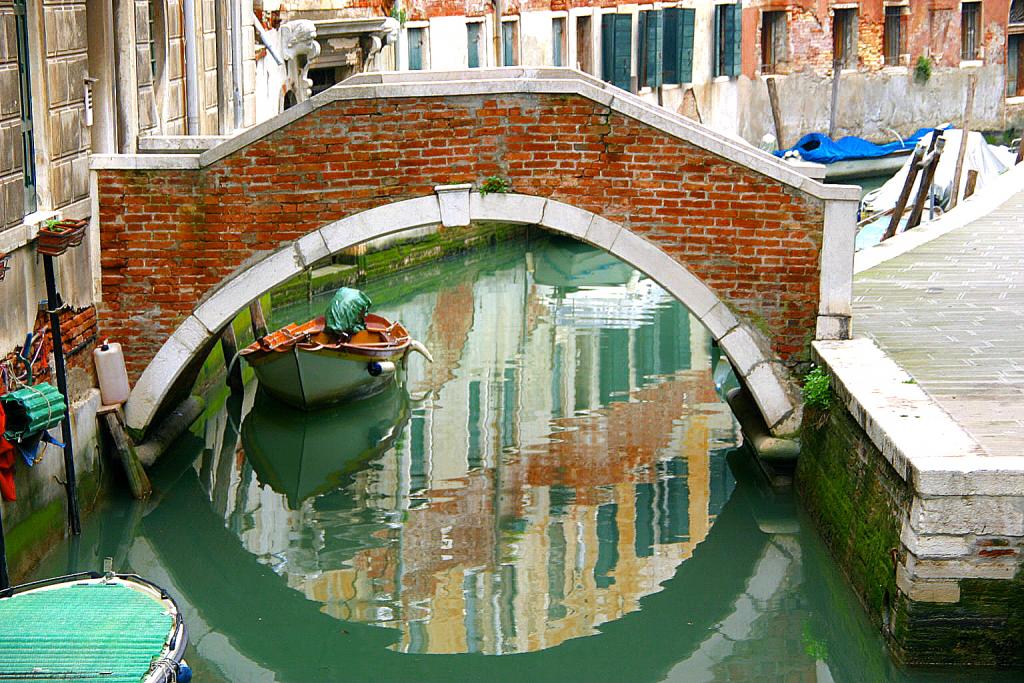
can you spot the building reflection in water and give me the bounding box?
[195,235,740,656]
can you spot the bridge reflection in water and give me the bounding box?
[33,237,999,682]
[202,235,738,656]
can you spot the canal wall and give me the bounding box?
[799,339,1023,667]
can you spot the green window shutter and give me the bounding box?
[663,8,679,84]
[713,5,722,77]
[644,10,663,88]
[552,18,564,67]
[502,22,516,66]
[730,3,742,77]
[680,8,695,83]
[13,0,35,214]
[637,11,647,85]
[613,14,632,91]
[408,28,423,70]
[602,13,633,90]
[601,14,615,83]
[467,23,480,68]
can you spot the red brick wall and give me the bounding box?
[1,307,98,397]
[97,94,825,381]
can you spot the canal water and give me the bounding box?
[32,234,1013,682]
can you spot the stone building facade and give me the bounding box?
[375,0,1024,142]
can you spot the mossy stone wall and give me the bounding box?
[798,403,1024,667]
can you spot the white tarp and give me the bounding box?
[862,130,1015,216]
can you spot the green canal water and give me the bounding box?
[32,235,1015,682]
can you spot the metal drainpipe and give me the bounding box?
[183,0,200,135]
[231,0,244,130]
[492,0,502,66]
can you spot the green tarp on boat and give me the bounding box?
[325,287,372,335]
[0,580,174,682]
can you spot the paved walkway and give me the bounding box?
[853,186,1024,458]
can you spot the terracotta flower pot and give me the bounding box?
[37,224,75,257]
[59,218,88,247]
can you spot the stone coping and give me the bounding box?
[812,338,1024,497]
[854,160,1024,274]
[137,135,233,153]
[89,68,857,203]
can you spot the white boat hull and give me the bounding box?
[251,346,405,409]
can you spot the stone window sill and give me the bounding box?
[959,60,983,68]
[881,66,908,75]
[1006,95,1024,105]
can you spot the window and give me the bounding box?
[761,10,787,74]
[833,8,858,70]
[638,10,663,88]
[961,2,981,61]
[1010,34,1024,96]
[576,15,593,73]
[408,27,425,70]
[13,0,35,214]
[601,13,632,90]
[884,6,907,66]
[467,21,482,68]
[1009,1,1024,96]
[713,3,742,78]
[552,17,566,66]
[502,20,519,66]
[663,7,696,84]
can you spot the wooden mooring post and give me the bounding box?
[828,59,842,139]
[249,300,269,339]
[907,135,946,230]
[766,77,785,149]
[882,145,925,241]
[948,74,977,211]
[220,325,244,393]
[964,169,979,199]
[99,407,152,499]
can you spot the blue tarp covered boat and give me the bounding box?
[774,128,934,164]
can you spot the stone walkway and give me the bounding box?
[853,186,1024,458]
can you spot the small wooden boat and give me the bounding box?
[0,570,191,682]
[240,313,432,409]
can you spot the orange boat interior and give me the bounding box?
[242,314,410,356]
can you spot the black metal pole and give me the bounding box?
[42,254,81,535]
[0,501,10,590]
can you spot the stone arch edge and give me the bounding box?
[124,189,800,436]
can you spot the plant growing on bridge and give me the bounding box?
[802,366,832,410]
[479,176,511,196]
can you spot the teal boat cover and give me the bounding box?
[0,581,173,682]
[325,287,372,335]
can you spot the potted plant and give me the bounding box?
[36,218,88,256]
[59,218,88,247]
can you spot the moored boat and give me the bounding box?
[240,288,431,410]
[0,570,191,682]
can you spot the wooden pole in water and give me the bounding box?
[766,76,785,149]
[99,408,151,499]
[1017,139,1024,165]
[964,169,979,198]
[249,300,268,339]
[828,59,842,139]
[42,255,81,535]
[948,74,977,210]
[882,145,925,241]
[220,324,244,393]
[907,135,946,230]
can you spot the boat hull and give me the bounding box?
[248,345,406,409]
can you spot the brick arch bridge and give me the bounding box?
[93,69,859,437]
